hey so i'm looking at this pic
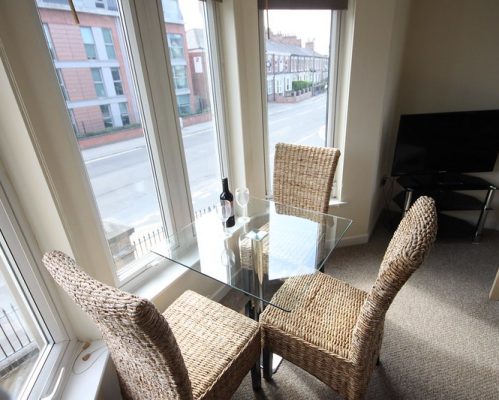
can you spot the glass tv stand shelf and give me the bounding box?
[394,174,497,243]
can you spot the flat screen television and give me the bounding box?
[391,109,499,176]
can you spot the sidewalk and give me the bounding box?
[79,93,327,155]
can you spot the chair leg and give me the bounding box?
[250,361,261,390]
[262,346,273,381]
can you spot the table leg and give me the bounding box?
[473,187,495,243]
[403,189,414,217]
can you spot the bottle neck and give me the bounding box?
[222,178,229,192]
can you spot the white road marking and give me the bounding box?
[85,147,145,164]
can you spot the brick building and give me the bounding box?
[265,32,329,102]
[38,0,195,137]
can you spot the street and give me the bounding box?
[82,93,328,236]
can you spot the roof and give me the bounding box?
[265,39,327,58]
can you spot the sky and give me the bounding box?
[177,1,333,56]
[265,10,332,55]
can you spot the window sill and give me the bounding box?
[121,259,190,304]
[329,198,347,207]
[60,340,120,400]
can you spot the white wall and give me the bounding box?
[392,0,499,229]
[328,0,411,244]
[386,0,499,299]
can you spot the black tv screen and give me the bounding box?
[391,110,499,176]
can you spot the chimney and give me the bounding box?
[305,41,315,51]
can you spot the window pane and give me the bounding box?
[36,1,167,275]
[102,28,117,59]
[111,67,123,95]
[167,33,184,59]
[263,10,335,191]
[80,27,94,44]
[173,65,188,89]
[0,234,49,399]
[164,0,224,216]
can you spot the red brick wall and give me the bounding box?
[40,9,139,132]
[188,50,210,113]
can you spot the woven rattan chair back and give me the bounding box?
[42,251,192,400]
[273,143,340,213]
[350,196,437,364]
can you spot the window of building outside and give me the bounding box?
[163,0,226,217]
[102,28,117,60]
[91,68,107,97]
[262,9,339,194]
[176,94,191,116]
[34,0,227,281]
[167,33,185,59]
[119,102,130,126]
[100,104,114,127]
[80,27,97,60]
[111,67,124,95]
[95,0,105,9]
[172,65,188,90]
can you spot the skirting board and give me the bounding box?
[336,233,370,248]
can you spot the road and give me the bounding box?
[82,93,328,236]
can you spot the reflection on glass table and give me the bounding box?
[152,197,351,313]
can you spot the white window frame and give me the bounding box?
[258,8,343,197]
[55,68,68,101]
[0,166,72,400]
[0,0,230,290]
[42,23,56,60]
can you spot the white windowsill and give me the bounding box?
[329,198,348,207]
[56,340,120,400]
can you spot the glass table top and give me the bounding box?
[152,197,352,312]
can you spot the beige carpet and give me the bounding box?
[229,220,499,399]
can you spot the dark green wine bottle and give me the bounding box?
[220,178,235,227]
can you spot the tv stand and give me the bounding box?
[395,174,496,243]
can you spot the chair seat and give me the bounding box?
[164,290,260,400]
[260,273,368,359]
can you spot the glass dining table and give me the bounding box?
[152,197,352,317]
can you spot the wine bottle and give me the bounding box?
[220,177,235,227]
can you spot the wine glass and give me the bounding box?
[235,187,250,223]
[216,200,232,238]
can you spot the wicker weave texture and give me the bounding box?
[260,196,437,400]
[240,143,338,277]
[273,143,340,214]
[164,290,260,400]
[42,251,260,400]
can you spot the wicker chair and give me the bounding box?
[42,251,261,400]
[260,196,438,399]
[273,142,340,213]
[239,143,341,284]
